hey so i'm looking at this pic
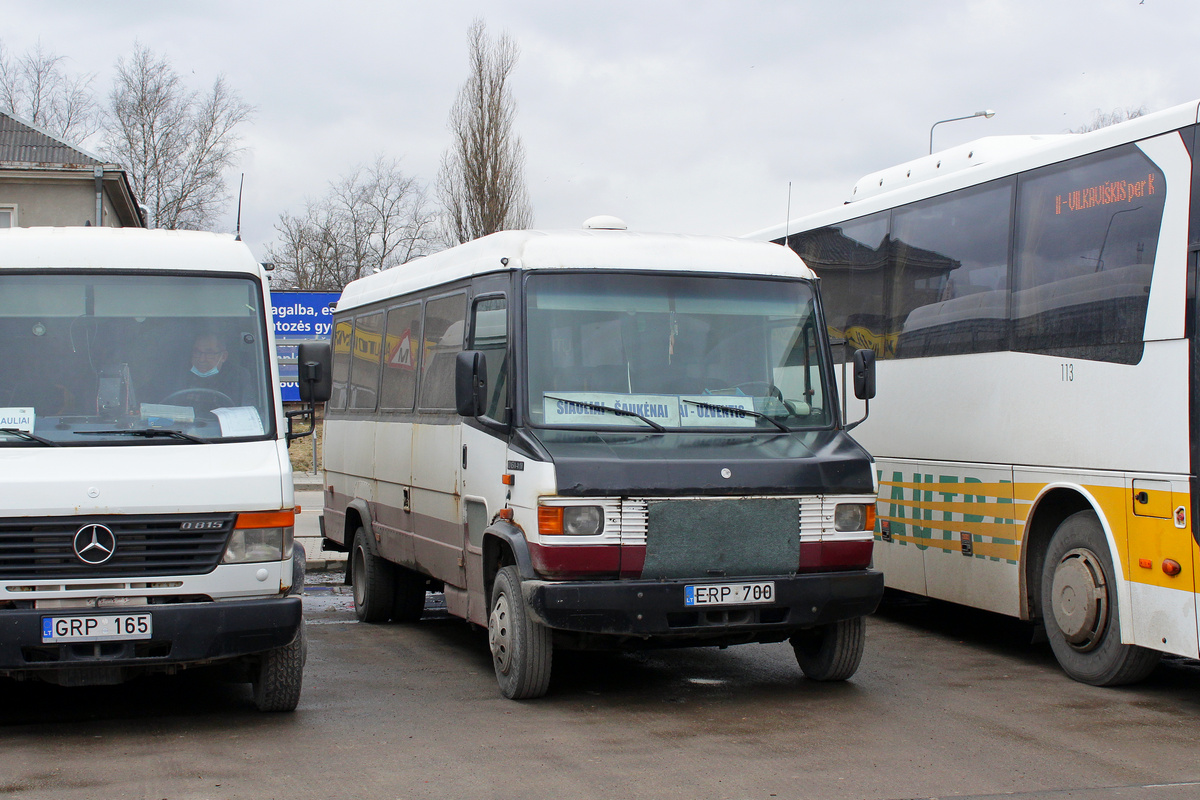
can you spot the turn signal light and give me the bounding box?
[538,506,564,535]
[235,510,295,529]
[1162,559,1182,577]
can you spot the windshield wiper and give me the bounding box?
[543,394,666,432]
[0,428,62,446]
[74,428,210,444]
[680,397,791,433]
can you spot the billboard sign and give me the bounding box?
[270,291,340,402]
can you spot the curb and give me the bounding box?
[294,471,324,493]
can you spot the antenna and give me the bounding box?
[784,181,792,250]
[235,173,245,241]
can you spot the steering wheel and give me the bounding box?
[161,388,235,407]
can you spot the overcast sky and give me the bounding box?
[5,0,1197,261]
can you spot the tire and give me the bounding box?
[791,617,866,681]
[289,542,307,597]
[488,565,552,699]
[253,623,306,712]
[391,566,428,622]
[1041,510,1160,686]
[350,527,394,623]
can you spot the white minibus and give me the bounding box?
[0,227,330,711]
[321,218,881,699]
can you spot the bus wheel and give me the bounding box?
[350,527,394,623]
[253,623,306,712]
[488,566,552,699]
[1041,510,1160,686]
[791,617,865,681]
[391,566,427,622]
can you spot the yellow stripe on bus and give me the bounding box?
[889,533,1020,561]
[883,497,1027,521]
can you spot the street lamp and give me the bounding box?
[929,109,996,154]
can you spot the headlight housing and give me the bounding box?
[222,510,296,564]
[538,505,604,536]
[833,502,876,532]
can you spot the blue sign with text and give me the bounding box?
[270,291,340,402]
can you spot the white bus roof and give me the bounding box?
[749,98,1200,240]
[336,227,814,313]
[0,227,265,276]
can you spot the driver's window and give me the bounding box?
[470,296,508,424]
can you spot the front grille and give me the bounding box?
[0,514,234,579]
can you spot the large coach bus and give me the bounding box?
[0,227,328,710]
[751,100,1200,686]
[320,218,882,699]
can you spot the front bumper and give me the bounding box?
[526,569,883,639]
[0,596,302,675]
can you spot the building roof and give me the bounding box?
[0,109,104,166]
[0,109,145,227]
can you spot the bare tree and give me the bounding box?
[1072,105,1147,133]
[437,19,533,244]
[0,39,99,143]
[268,157,437,290]
[103,44,253,230]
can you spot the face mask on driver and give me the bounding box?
[191,365,220,378]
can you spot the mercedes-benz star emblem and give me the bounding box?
[73,524,117,565]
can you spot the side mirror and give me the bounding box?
[455,350,487,417]
[297,341,332,404]
[852,349,876,400]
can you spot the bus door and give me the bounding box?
[460,290,512,625]
[410,292,468,591]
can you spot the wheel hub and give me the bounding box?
[1050,547,1108,651]
[488,594,512,674]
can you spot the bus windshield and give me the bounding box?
[524,271,833,431]
[0,272,273,445]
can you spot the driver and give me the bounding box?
[166,333,252,409]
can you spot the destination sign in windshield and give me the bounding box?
[543,392,756,428]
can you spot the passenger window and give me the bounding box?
[380,302,421,412]
[329,318,353,410]
[787,212,890,361]
[470,296,509,424]
[418,293,467,411]
[1013,145,1166,364]
[891,179,1014,358]
[349,311,384,411]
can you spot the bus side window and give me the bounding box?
[470,296,509,424]
[380,302,421,412]
[890,178,1014,359]
[788,212,889,362]
[348,311,384,412]
[1013,145,1166,365]
[418,293,467,411]
[329,318,354,410]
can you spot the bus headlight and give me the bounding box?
[223,510,296,563]
[834,503,876,532]
[538,505,605,536]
